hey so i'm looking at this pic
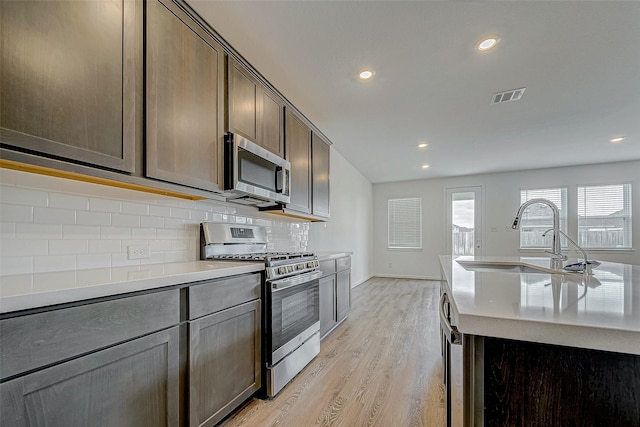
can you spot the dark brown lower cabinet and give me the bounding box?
[482,336,640,427]
[319,275,337,338]
[188,300,262,427]
[319,256,351,339]
[0,327,180,427]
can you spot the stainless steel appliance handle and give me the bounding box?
[439,293,462,345]
[270,270,322,292]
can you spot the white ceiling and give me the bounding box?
[187,0,640,183]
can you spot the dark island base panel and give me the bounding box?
[483,336,640,427]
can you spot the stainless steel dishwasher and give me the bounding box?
[439,290,480,427]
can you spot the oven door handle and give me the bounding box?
[270,270,323,292]
[439,293,462,345]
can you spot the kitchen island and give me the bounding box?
[439,255,640,426]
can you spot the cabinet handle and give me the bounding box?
[439,293,462,345]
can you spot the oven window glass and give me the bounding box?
[270,279,319,353]
[238,148,276,192]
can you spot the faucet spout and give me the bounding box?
[512,198,563,268]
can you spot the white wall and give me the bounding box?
[309,149,373,287]
[373,160,640,279]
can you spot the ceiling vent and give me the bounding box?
[492,87,526,104]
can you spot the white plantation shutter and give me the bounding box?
[577,184,632,249]
[388,198,422,249]
[519,188,568,249]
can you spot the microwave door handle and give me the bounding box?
[275,166,283,193]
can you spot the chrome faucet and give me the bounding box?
[512,198,566,269]
[542,228,592,275]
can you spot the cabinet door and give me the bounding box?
[0,327,180,427]
[146,0,224,192]
[189,300,261,427]
[0,0,138,172]
[336,269,351,322]
[259,87,285,157]
[228,58,258,142]
[228,58,284,157]
[312,133,330,218]
[285,109,312,214]
[319,275,337,338]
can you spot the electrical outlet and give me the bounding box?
[128,245,150,260]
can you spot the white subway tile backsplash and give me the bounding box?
[49,240,89,255]
[1,170,310,276]
[34,255,76,273]
[48,193,89,210]
[140,216,164,228]
[63,225,100,240]
[112,214,141,227]
[89,198,122,213]
[76,254,112,270]
[170,207,190,219]
[17,223,63,240]
[0,204,34,223]
[89,240,121,254]
[34,207,76,225]
[1,239,48,256]
[1,256,33,275]
[1,186,48,207]
[149,205,171,217]
[1,222,15,239]
[131,227,156,239]
[76,211,111,226]
[100,226,131,240]
[122,201,149,215]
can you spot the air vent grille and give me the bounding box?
[492,87,526,104]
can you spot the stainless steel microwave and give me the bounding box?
[224,132,291,207]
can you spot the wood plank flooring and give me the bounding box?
[222,277,446,427]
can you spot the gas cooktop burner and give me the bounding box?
[211,252,315,262]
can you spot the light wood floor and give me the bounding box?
[222,277,446,427]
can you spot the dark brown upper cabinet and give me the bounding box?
[146,0,224,192]
[228,57,284,157]
[0,0,139,173]
[285,108,312,214]
[312,132,331,219]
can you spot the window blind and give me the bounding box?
[388,197,422,249]
[519,188,568,249]
[577,184,632,249]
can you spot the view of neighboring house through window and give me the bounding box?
[451,192,475,255]
[388,197,422,249]
[519,188,568,249]
[577,184,632,249]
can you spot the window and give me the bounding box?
[577,184,632,249]
[388,197,422,249]
[519,188,568,249]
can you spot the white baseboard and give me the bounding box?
[351,274,374,288]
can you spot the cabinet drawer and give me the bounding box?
[0,289,179,380]
[188,273,261,320]
[336,256,351,272]
[319,260,336,277]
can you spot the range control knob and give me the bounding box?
[278,267,287,275]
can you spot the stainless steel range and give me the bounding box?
[200,223,321,397]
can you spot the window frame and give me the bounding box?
[387,197,422,250]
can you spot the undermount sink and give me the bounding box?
[456,260,562,275]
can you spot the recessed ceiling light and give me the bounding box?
[421,164,430,169]
[476,36,500,51]
[610,136,626,143]
[358,69,375,80]
[418,143,428,149]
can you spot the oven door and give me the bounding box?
[267,270,321,365]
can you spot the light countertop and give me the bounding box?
[0,261,264,314]
[439,255,640,355]
[315,251,352,261]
